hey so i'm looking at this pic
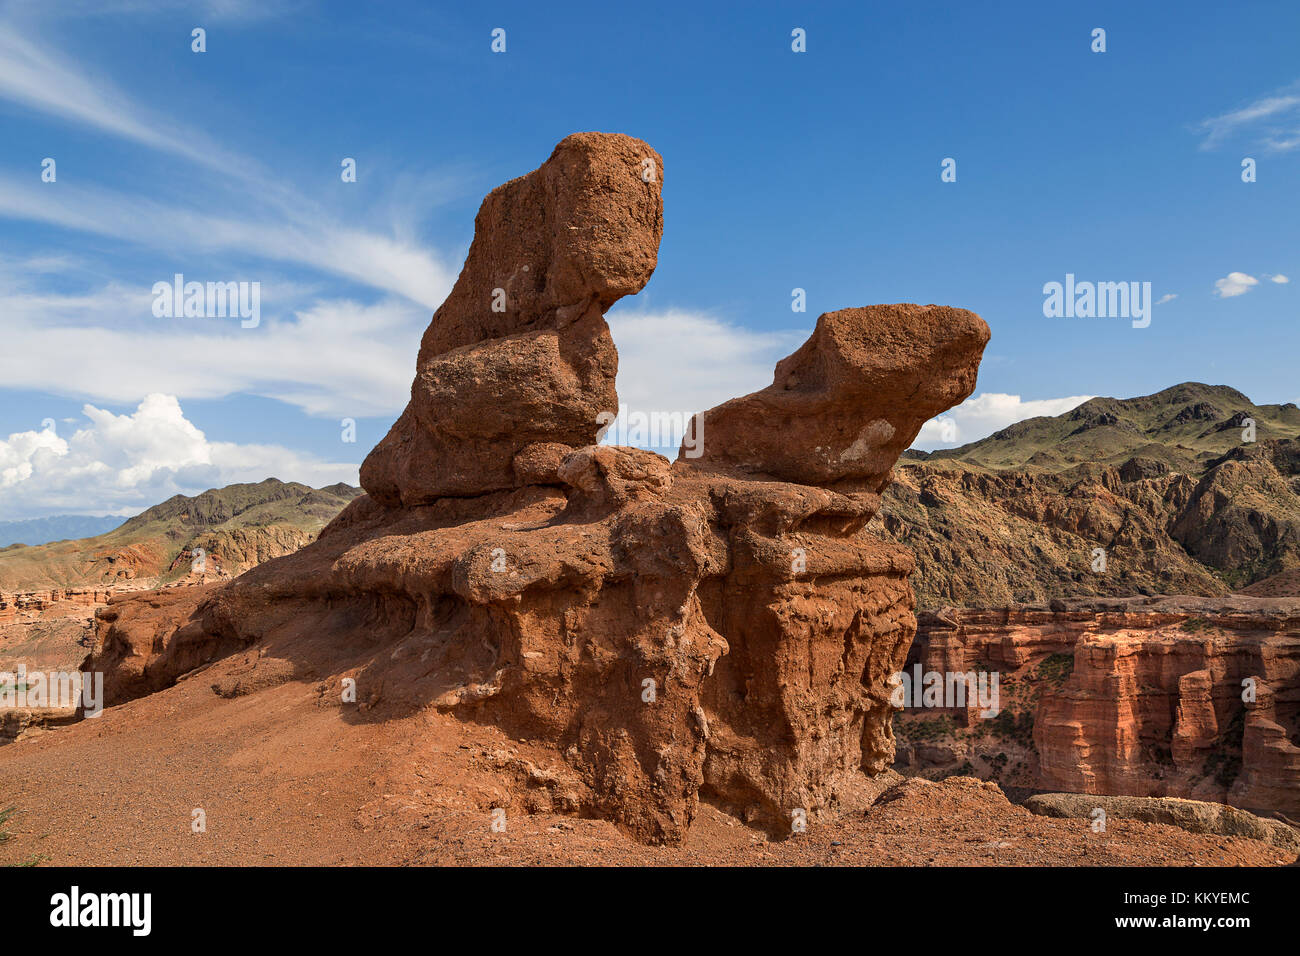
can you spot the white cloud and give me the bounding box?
[0,394,357,520]
[0,277,424,418]
[914,393,1094,451]
[1156,293,1178,305]
[0,20,459,310]
[0,23,258,176]
[603,308,807,449]
[1270,274,1290,284]
[1214,271,1260,298]
[1196,84,1300,152]
[3,0,294,22]
[0,176,456,309]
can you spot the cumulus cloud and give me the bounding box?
[1214,272,1260,298]
[0,394,358,520]
[914,393,1094,451]
[1270,274,1290,284]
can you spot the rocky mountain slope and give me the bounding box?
[875,384,1300,607]
[0,479,361,593]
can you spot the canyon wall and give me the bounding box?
[0,588,113,624]
[896,596,1300,817]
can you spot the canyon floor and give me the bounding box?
[0,642,1291,867]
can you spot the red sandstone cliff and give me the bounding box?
[896,596,1300,817]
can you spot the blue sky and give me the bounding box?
[1,0,1297,520]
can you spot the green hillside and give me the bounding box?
[922,383,1300,473]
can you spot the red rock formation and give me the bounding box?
[86,132,989,844]
[687,305,989,489]
[361,132,662,505]
[898,597,1300,817]
[0,588,113,624]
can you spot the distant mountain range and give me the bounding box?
[877,383,1300,606]
[0,479,362,592]
[916,382,1300,472]
[0,514,127,548]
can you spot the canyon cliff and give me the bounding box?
[895,596,1300,818]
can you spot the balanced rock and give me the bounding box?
[87,132,990,845]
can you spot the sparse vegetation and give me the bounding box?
[1202,708,1246,788]
[989,708,1035,747]
[898,715,957,742]
[1035,653,1074,686]
[0,806,44,867]
[986,751,1009,779]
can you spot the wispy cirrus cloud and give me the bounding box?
[0,5,464,442]
[0,21,260,176]
[0,16,459,309]
[0,0,300,22]
[0,261,424,418]
[0,175,456,308]
[1195,82,1300,152]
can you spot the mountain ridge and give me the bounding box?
[877,382,1300,606]
[915,382,1300,473]
[0,479,362,592]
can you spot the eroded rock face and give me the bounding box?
[86,132,989,844]
[895,597,1300,818]
[685,304,989,490]
[361,132,664,506]
[1036,598,1300,817]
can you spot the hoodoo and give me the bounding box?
[88,132,990,844]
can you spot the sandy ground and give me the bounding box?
[0,644,1292,867]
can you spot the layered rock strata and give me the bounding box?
[897,596,1300,817]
